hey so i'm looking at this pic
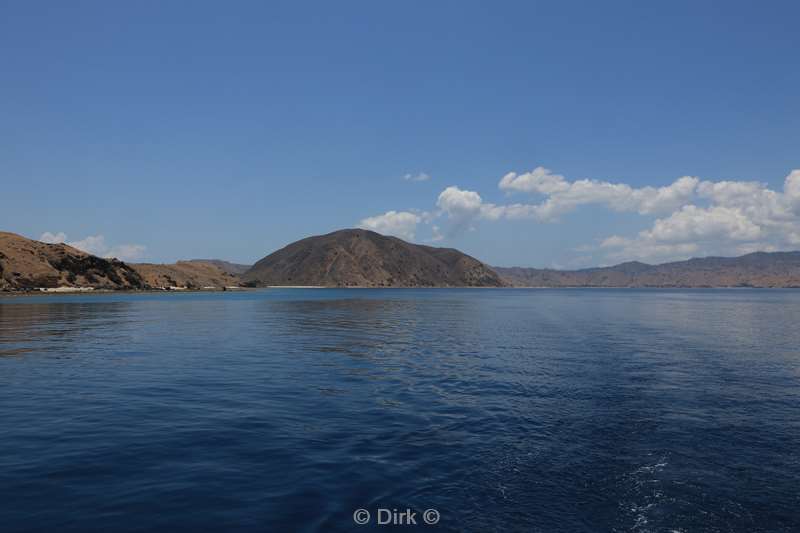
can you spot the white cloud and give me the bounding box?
[597,171,800,261]
[645,205,763,242]
[434,186,510,234]
[66,235,108,256]
[599,235,701,263]
[436,186,483,219]
[430,225,444,242]
[785,170,800,206]
[499,166,699,221]
[105,244,147,261]
[358,211,421,241]
[38,232,147,261]
[39,231,67,244]
[499,166,569,194]
[403,172,431,182]
[496,167,800,262]
[435,173,699,228]
[366,166,800,264]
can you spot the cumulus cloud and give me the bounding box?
[403,172,431,182]
[358,211,421,241]
[598,170,800,261]
[362,166,800,264]
[38,232,147,261]
[494,167,800,261]
[434,186,512,234]
[785,170,800,205]
[597,206,760,262]
[65,235,108,256]
[436,186,483,221]
[435,176,696,227]
[430,225,444,242]
[357,187,510,241]
[105,243,147,261]
[499,166,699,221]
[599,235,701,263]
[39,231,67,244]
[498,166,569,195]
[648,205,762,242]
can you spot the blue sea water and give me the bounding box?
[1,288,799,532]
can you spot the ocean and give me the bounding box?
[1,289,799,532]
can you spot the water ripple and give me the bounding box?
[1,289,800,531]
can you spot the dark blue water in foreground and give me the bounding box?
[1,289,799,532]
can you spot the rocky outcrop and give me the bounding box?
[0,231,146,290]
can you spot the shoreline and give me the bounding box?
[2,285,799,298]
[0,287,255,298]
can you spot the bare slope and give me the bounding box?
[185,259,251,276]
[242,229,505,287]
[0,231,145,290]
[131,261,240,289]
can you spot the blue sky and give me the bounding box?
[2,1,799,267]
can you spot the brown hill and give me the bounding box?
[131,261,240,289]
[241,229,505,287]
[495,252,800,288]
[0,231,146,290]
[184,259,251,276]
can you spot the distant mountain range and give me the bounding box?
[4,229,800,291]
[242,229,504,287]
[494,252,800,288]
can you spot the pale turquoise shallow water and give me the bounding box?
[1,289,799,532]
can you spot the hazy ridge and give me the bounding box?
[495,252,800,288]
